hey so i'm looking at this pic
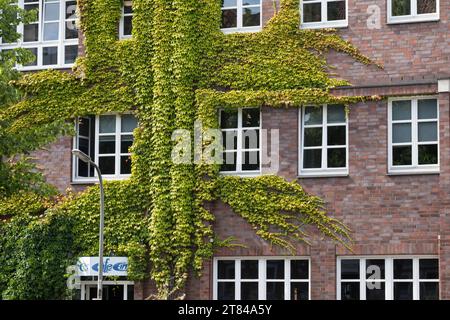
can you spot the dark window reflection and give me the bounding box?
[341,282,359,300]
[341,260,359,279]
[241,282,258,300]
[267,260,284,279]
[266,282,284,300]
[394,282,413,300]
[394,259,413,279]
[218,282,235,300]
[291,282,308,300]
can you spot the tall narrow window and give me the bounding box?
[120,0,133,38]
[221,0,262,33]
[301,0,347,29]
[388,0,439,24]
[388,97,439,174]
[300,104,348,177]
[220,108,261,175]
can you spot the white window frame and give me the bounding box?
[299,104,349,177]
[219,108,262,177]
[119,0,133,39]
[221,0,262,34]
[388,96,439,175]
[300,0,348,29]
[387,0,439,24]
[0,0,79,70]
[80,280,134,300]
[337,256,439,300]
[213,257,311,300]
[72,113,136,183]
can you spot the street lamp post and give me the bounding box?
[72,149,105,301]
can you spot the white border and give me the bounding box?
[220,0,263,34]
[300,0,348,29]
[387,0,440,24]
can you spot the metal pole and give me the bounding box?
[93,163,104,300]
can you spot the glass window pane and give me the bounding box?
[393,146,412,166]
[417,0,437,14]
[241,260,258,279]
[43,47,58,65]
[127,284,134,300]
[44,3,60,20]
[64,45,78,64]
[120,155,132,174]
[218,260,235,279]
[418,122,437,142]
[327,104,346,123]
[420,282,439,300]
[243,0,260,5]
[66,1,77,18]
[65,21,78,39]
[121,135,133,153]
[392,100,411,120]
[218,282,235,300]
[242,7,260,27]
[341,260,359,279]
[222,0,237,7]
[242,108,260,127]
[266,282,284,300]
[78,158,88,177]
[327,0,346,21]
[291,260,309,279]
[222,131,237,150]
[23,47,38,66]
[327,148,346,168]
[267,260,284,279]
[100,115,116,133]
[327,126,346,146]
[242,130,259,149]
[419,259,439,279]
[23,24,39,42]
[221,152,237,172]
[418,144,438,165]
[221,110,238,128]
[303,3,321,23]
[394,259,413,279]
[241,282,258,300]
[418,99,437,119]
[291,282,308,300]
[366,282,385,300]
[304,127,322,147]
[44,22,59,41]
[78,118,90,137]
[98,156,115,175]
[124,1,133,14]
[303,149,322,169]
[394,282,413,300]
[304,106,322,125]
[121,114,138,132]
[393,123,411,143]
[392,0,411,16]
[99,136,116,154]
[366,259,385,279]
[221,9,237,28]
[124,16,133,35]
[341,282,359,300]
[242,151,259,171]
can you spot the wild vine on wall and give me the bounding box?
[0,0,379,299]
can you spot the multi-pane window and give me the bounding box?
[0,0,79,69]
[388,0,439,23]
[214,258,310,300]
[120,0,133,38]
[221,0,262,33]
[388,97,439,174]
[220,108,261,175]
[73,114,138,181]
[337,257,439,300]
[301,0,347,28]
[300,104,348,176]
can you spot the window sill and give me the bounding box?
[221,26,262,34]
[71,176,131,184]
[300,20,348,30]
[219,171,261,178]
[298,170,349,178]
[387,168,440,176]
[18,64,74,72]
[387,15,439,25]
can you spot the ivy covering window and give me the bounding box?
[221,0,261,33]
[120,0,133,38]
[301,0,347,28]
[214,258,310,300]
[388,97,439,174]
[388,0,439,23]
[337,257,439,300]
[0,0,79,69]
[73,114,138,181]
[300,104,348,177]
[220,108,261,175]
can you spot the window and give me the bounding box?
[0,0,79,70]
[220,108,261,175]
[120,0,133,38]
[388,0,439,24]
[300,104,348,177]
[221,0,262,33]
[73,114,138,181]
[337,257,439,300]
[388,97,439,174]
[300,0,347,29]
[214,257,310,300]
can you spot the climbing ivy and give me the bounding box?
[0,0,380,299]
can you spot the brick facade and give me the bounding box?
[31,0,450,300]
